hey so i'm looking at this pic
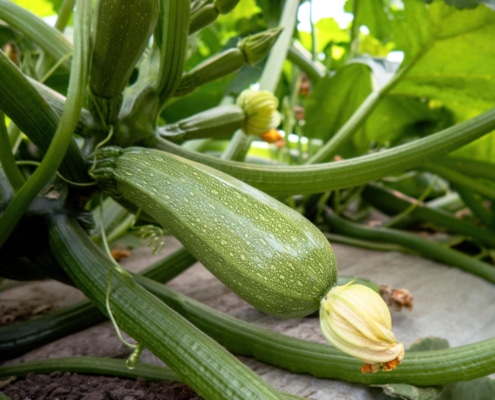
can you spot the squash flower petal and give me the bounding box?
[320,282,404,373]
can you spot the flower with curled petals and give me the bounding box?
[320,282,404,373]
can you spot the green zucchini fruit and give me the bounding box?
[89,0,159,123]
[92,146,337,318]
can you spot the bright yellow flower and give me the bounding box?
[320,282,404,373]
[236,89,281,136]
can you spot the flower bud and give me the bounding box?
[238,27,283,66]
[236,89,281,136]
[319,282,404,373]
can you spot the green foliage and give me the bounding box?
[303,62,372,155]
[2,0,495,398]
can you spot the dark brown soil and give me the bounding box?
[1,372,202,400]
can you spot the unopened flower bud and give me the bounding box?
[238,27,283,66]
[236,89,281,136]
[320,282,404,373]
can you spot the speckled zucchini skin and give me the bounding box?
[93,146,337,318]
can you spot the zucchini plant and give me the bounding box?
[1,0,495,399]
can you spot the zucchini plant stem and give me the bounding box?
[54,0,76,32]
[361,183,495,249]
[133,274,495,386]
[148,105,495,197]
[436,156,495,181]
[305,41,429,165]
[424,161,495,201]
[0,358,304,400]
[0,1,91,250]
[0,357,181,383]
[454,184,494,229]
[18,267,490,387]
[287,42,326,83]
[322,209,495,284]
[0,247,197,360]
[48,214,283,400]
[0,52,88,183]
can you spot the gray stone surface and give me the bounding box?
[2,236,494,399]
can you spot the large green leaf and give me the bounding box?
[303,62,372,156]
[393,0,495,120]
[366,96,453,145]
[390,0,495,160]
[298,17,350,54]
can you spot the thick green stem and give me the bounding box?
[0,1,91,249]
[287,42,326,83]
[0,247,196,360]
[48,214,282,400]
[132,274,495,386]
[0,53,88,182]
[0,357,181,382]
[0,356,303,400]
[436,156,495,181]
[54,0,76,32]
[362,183,495,248]
[148,106,495,197]
[455,184,494,229]
[323,209,495,283]
[425,161,495,201]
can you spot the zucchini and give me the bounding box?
[92,146,337,318]
[89,0,159,123]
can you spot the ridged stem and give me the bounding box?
[132,273,495,386]
[323,209,495,284]
[0,247,196,360]
[48,214,282,400]
[0,0,91,249]
[361,183,495,248]
[148,106,495,197]
[0,357,181,382]
[424,161,495,201]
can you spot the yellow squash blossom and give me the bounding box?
[320,282,405,373]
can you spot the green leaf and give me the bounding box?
[375,383,450,400]
[393,0,495,120]
[303,62,372,156]
[390,0,495,160]
[216,0,262,35]
[408,337,450,352]
[451,377,495,400]
[298,17,350,54]
[345,0,392,41]
[366,96,454,145]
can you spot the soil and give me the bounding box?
[1,372,202,400]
